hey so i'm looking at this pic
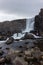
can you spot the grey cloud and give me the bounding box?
[0,0,43,17]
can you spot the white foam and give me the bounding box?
[12,33,25,39]
[0,38,9,44]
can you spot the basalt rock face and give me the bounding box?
[0,19,26,36]
[34,9,43,36]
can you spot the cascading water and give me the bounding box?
[12,18,35,39]
[22,18,35,33]
[22,18,42,38]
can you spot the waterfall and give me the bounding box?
[12,18,35,39]
[22,18,35,33]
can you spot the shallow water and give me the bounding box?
[0,39,35,56]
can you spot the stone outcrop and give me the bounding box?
[21,32,35,40]
[34,9,43,36]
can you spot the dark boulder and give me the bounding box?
[30,30,37,35]
[0,50,4,56]
[0,35,7,40]
[35,40,43,51]
[5,55,11,63]
[5,37,14,45]
[21,32,35,40]
[0,57,5,64]
[15,39,20,41]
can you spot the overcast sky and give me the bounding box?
[0,0,43,22]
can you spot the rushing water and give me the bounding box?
[12,33,25,39]
[12,18,35,39]
[22,18,34,33]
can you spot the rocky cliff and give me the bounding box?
[0,19,26,36]
[34,9,43,36]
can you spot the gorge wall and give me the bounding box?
[0,19,26,36]
[34,9,43,36]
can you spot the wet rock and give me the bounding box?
[18,54,23,57]
[6,47,10,50]
[7,48,15,55]
[0,36,3,40]
[0,47,2,49]
[31,47,41,59]
[40,60,43,65]
[0,35,7,40]
[0,57,5,64]
[21,32,35,40]
[19,51,24,53]
[19,46,23,48]
[5,37,14,45]
[17,51,24,57]
[41,52,43,59]
[0,50,4,56]
[14,50,21,54]
[30,30,37,35]
[24,56,33,63]
[14,57,28,65]
[5,55,11,64]
[33,61,41,65]
[25,42,29,44]
[24,50,31,57]
[25,48,29,50]
[35,40,43,51]
[15,39,20,41]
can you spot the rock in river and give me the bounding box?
[5,37,14,45]
[21,32,35,40]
